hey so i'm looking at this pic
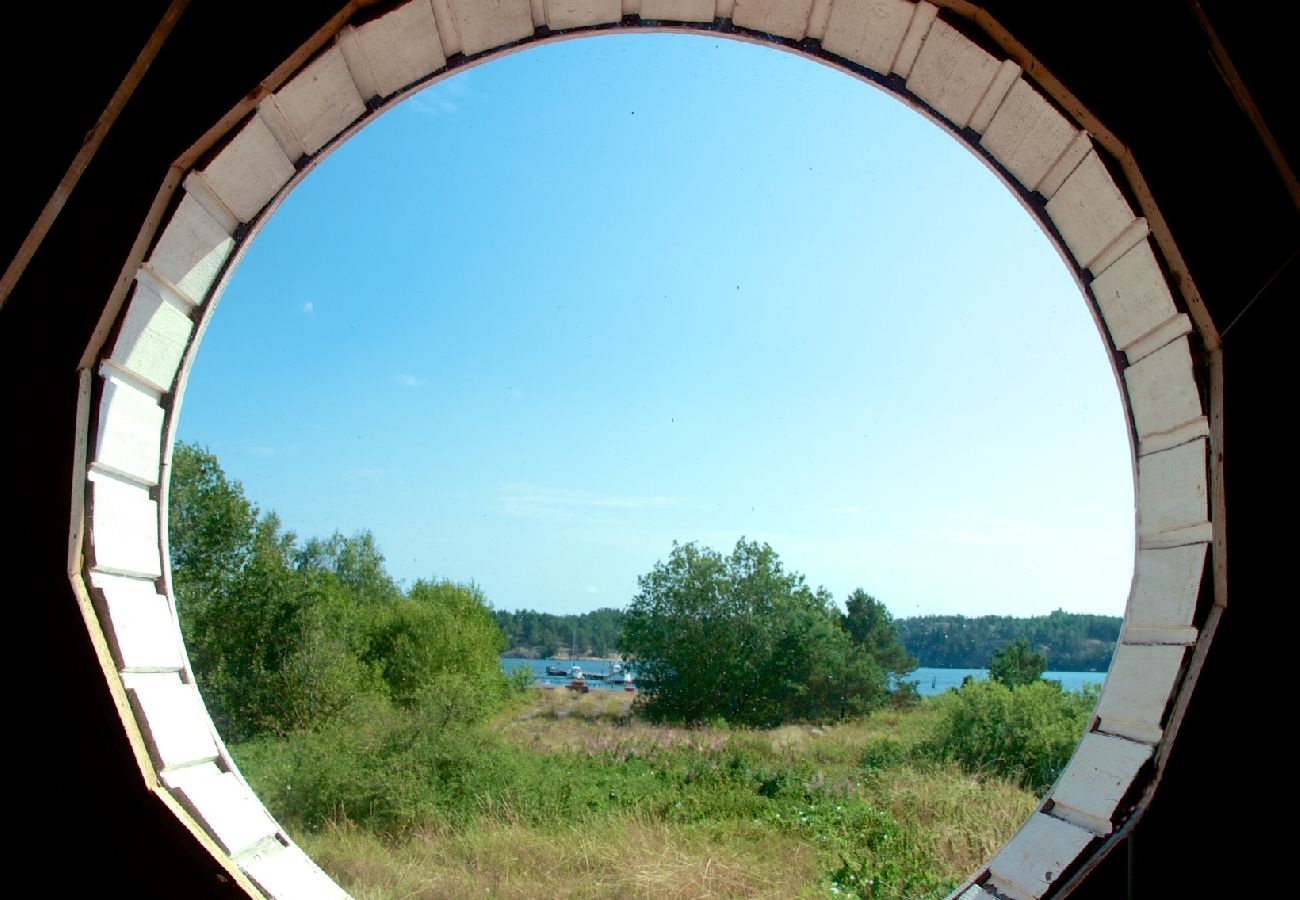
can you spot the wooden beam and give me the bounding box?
[0,0,190,311]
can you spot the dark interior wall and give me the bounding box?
[1,2,1290,895]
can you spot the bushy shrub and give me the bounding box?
[924,679,1098,792]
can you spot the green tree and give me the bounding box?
[620,539,894,726]
[841,588,916,680]
[988,638,1048,687]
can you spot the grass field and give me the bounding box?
[245,689,1043,899]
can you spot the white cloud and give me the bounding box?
[301,301,314,314]
[395,373,420,388]
[585,585,599,594]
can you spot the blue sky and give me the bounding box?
[177,33,1135,619]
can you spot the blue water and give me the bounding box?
[501,657,1106,695]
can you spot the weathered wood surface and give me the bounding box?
[268,46,366,157]
[980,79,1078,191]
[1124,312,1192,365]
[891,1,937,78]
[986,812,1093,899]
[542,0,623,30]
[907,18,1000,128]
[89,571,184,671]
[243,845,349,900]
[145,193,233,304]
[733,0,814,39]
[822,0,915,74]
[1137,438,1208,543]
[967,59,1020,135]
[1124,336,1204,444]
[1034,130,1091,200]
[1095,643,1185,743]
[89,471,162,578]
[166,765,281,856]
[1123,544,1207,632]
[199,113,296,224]
[107,282,193,393]
[1049,732,1152,835]
[447,0,535,54]
[125,673,220,770]
[94,371,165,485]
[1089,238,1179,352]
[1046,150,1137,270]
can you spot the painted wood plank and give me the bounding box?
[94,371,164,485]
[1124,336,1204,445]
[890,2,937,78]
[126,673,220,770]
[957,885,998,900]
[640,0,716,20]
[1090,238,1178,352]
[906,18,1001,129]
[89,571,184,672]
[1086,217,1149,277]
[733,0,813,39]
[805,0,832,40]
[1035,130,1091,200]
[1045,150,1137,271]
[979,79,1079,193]
[967,59,1020,135]
[242,844,348,900]
[1049,732,1152,835]
[1123,313,1193,364]
[447,0,534,54]
[821,0,914,74]
[544,0,623,29]
[108,281,193,393]
[352,1,446,98]
[1095,643,1185,744]
[987,813,1093,900]
[167,767,281,856]
[200,112,296,224]
[429,0,463,56]
[145,193,233,304]
[1120,625,1197,645]
[88,471,161,578]
[1137,438,1208,541]
[1138,416,1209,457]
[270,46,366,157]
[1124,544,1207,630]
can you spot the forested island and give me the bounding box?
[895,613,1121,671]
[497,607,1122,672]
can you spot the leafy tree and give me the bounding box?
[988,638,1048,687]
[841,588,916,680]
[927,678,1098,791]
[620,539,896,726]
[167,441,517,741]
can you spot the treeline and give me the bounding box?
[896,611,1122,671]
[495,606,1122,672]
[492,608,624,658]
[168,443,520,744]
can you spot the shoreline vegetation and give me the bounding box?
[496,608,1121,673]
[170,443,1103,898]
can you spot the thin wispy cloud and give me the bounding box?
[300,300,314,314]
[395,373,420,388]
[585,585,599,594]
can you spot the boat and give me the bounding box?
[566,665,589,693]
[544,664,568,677]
